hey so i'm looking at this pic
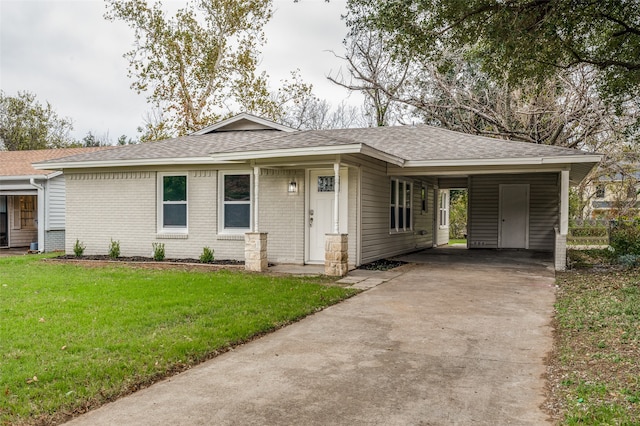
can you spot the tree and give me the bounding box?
[0,91,74,151]
[328,30,410,126]
[105,0,282,137]
[347,0,640,103]
[449,190,467,240]
[82,131,112,147]
[333,23,640,220]
[117,134,138,145]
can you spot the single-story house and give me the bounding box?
[0,147,111,252]
[35,113,602,273]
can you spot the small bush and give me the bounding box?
[152,242,165,261]
[200,246,214,263]
[610,221,640,256]
[108,239,121,259]
[73,239,85,257]
[618,254,639,269]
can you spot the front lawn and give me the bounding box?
[0,255,357,425]
[547,256,640,424]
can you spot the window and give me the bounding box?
[317,176,335,192]
[439,191,449,228]
[220,172,252,233]
[421,185,427,213]
[390,178,412,232]
[12,195,36,230]
[595,184,606,199]
[159,174,187,231]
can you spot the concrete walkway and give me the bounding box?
[66,250,556,425]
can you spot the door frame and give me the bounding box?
[0,195,8,248]
[305,168,348,264]
[498,183,530,249]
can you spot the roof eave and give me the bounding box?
[403,154,603,168]
[208,144,405,166]
[0,173,55,181]
[32,157,242,170]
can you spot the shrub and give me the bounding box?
[108,239,120,259]
[200,246,214,263]
[73,239,85,257]
[618,254,639,269]
[152,242,165,261]
[609,221,640,256]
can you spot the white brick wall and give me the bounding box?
[66,171,157,256]
[65,167,358,264]
[259,169,305,264]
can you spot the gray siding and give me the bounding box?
[349,154,434,264]
[468,173,558,251]
[47,175,66,230]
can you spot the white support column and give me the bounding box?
[29,178,45,253]
[555,170,570,271]
[253,166,260,232]
[333,162,340,234]
[560,170,569,235]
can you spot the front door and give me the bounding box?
[307,169,348,263]
[0,196,7,247]
[499,184,529,248]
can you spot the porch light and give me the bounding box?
[288,179,298,194]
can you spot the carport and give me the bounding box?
[389,160,598,271]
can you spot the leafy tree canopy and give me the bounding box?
[106,0,308,139]
[0,91,74,151]
[347,0,640,102]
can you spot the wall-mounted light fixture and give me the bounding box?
[288,179,298,194]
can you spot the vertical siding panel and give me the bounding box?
[468,173,558,251]
[47,175,66,230]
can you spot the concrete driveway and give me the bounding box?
[66,249,556,425]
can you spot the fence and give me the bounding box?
[567,219,610,246]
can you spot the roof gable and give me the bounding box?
[192,112,296,135]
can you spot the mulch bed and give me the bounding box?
[48,255,244,271]
[357,258,407,271]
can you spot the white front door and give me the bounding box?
[499,184,529,248]
[307,169,348,263]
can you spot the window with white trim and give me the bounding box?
[220,172,252,233]
[439,190,449,228]
[390,178,412,232]
[159,174,188,232]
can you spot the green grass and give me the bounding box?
[551,268,640,424]
[448,239,467,245]
[0,255,358,425]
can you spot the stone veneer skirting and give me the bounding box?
[245,232,268,272]
[325,233,348,277]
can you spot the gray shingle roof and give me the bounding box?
[35,123,596,167]
[214,125,595,161]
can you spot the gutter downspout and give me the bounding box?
[29,178,45,253]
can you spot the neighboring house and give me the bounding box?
[35,113,601,272]
[589,169,640,218]
[0,147,111,252]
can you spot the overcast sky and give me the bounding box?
[0,0,358,142]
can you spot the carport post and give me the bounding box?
[560,170,569,236]
[333,161,340,233]
[555,170,570,271]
